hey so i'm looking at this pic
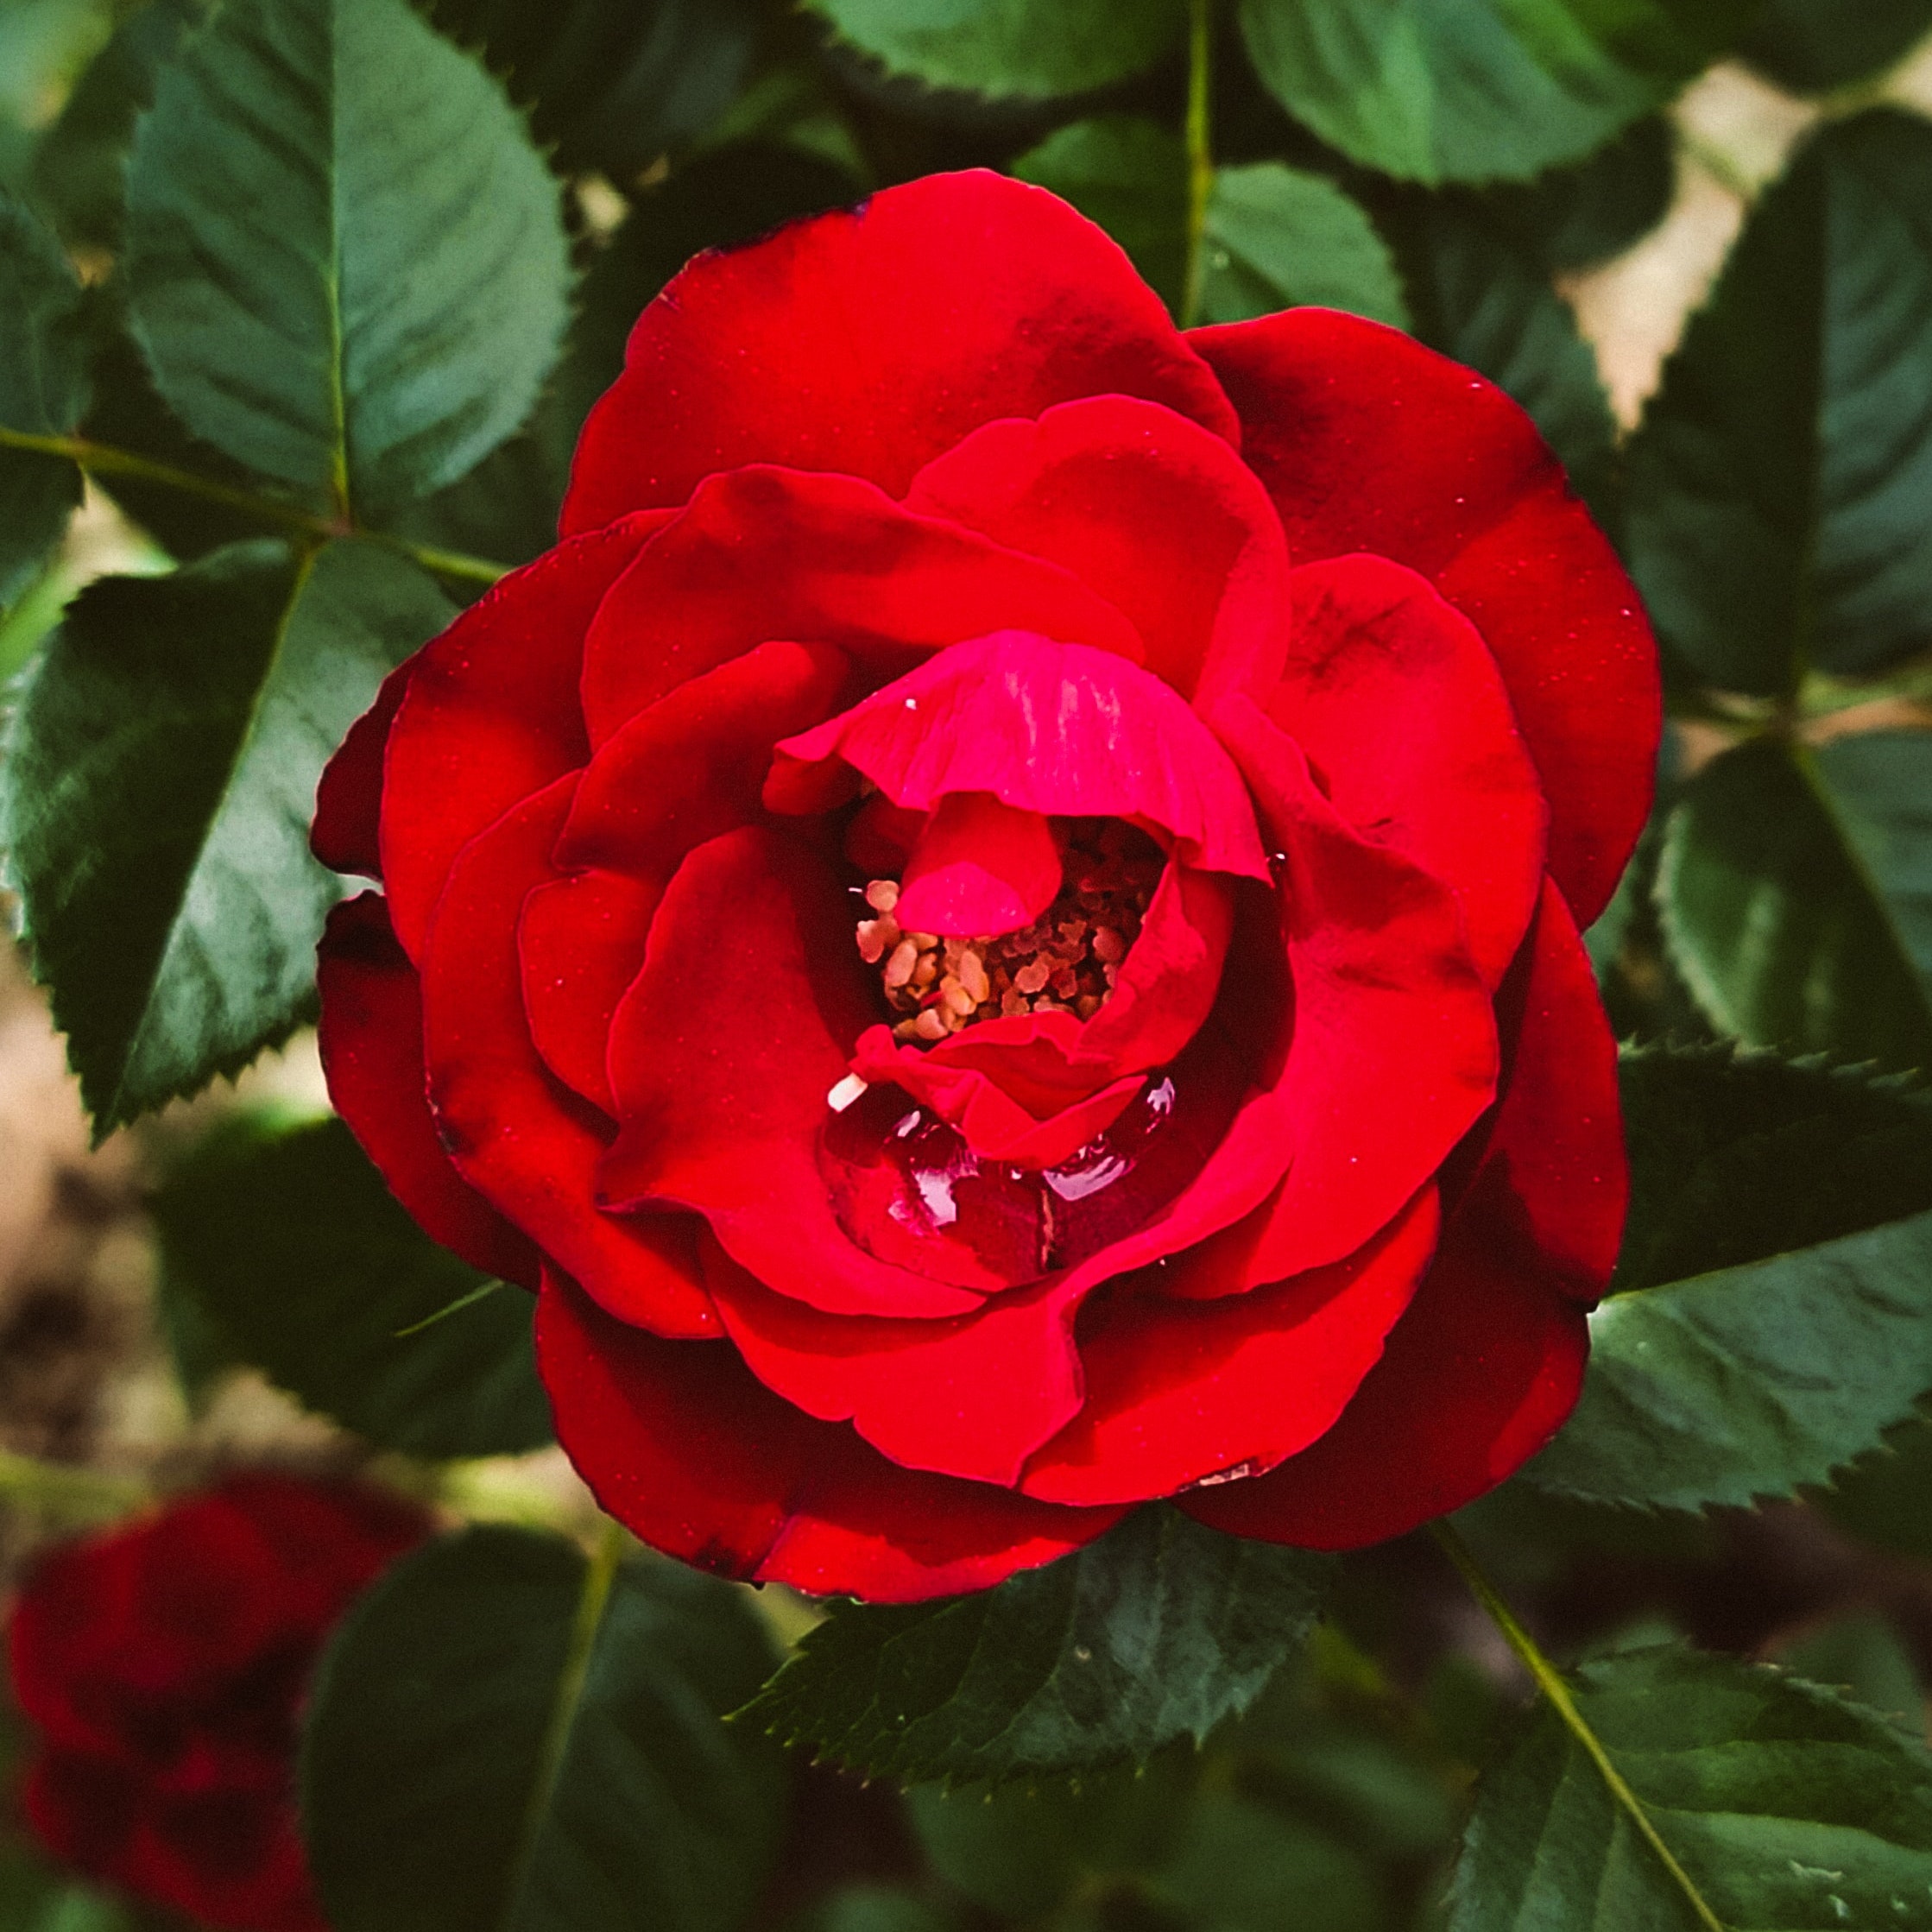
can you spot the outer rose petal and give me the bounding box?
[769,633,1270,884]
[1191,308,1658,926]
[312,660,409,881]
[563,169,1238,534]
[536,1269,1127,1602]
[1179,883,1622,1548]
[703,1241,1089,1487]
[1270,554,1548,988]
[905,395,1291,707]
[578,467,1143,748]
[420,778,718,1338]
[378,514,668,960]
[317,893,540,1286]
[1020,1185,1440,1506]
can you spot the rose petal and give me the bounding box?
[537,1268,1127,1602]
[1191,308,1658,926]
[563,168,1238,534]
[380,514,670,961]
[1270,554,1549,988]
[893,792,1063,938]
[599,825,987,1316]
[1020,1185,1440,1506]
[312,660,410,881]
[578,468,1145,748]
[905,394,1291,708]
[559,638,851,878]
[703,1238,1089,1487]
[770,633,1270,883]
[518,869,661,1118]
[1178,885,1619,1548]
[420,778,718,1338]
[317,893,540,1286]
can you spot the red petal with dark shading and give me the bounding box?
[905,394,1291,708]
[312,660,411,881]
[380,515,668,960]
[420,778,718,1338]
[1178,886,1620,1548]
[1021,1186,1440,1506]
[1191,309,1658,926]
[563,169,1238,534]
[1269,553,1548,988]
[316,893,539,1287]
[578,468,1143,748]
[536,1268,1127,1603]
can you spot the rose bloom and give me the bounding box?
[314,172,1657,1603]
[6,1474,424,1931]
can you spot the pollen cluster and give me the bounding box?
[856,818,1162,1045]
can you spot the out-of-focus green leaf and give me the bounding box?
[422,0,760,183]
[1525,1045,1932,1511]
[0,193,92,609]
[805,0,1186,102]
[0,540,452,1133]
[1824,1415,1932,1565]
[1743,0,1932,94]
[1012,117,1189,308]
[153,1113,552,1456]
[125,0,570,517]
[743,1506,1334,1784]
[1201,163,1409,327]
[1474,115,1676,272]
[1237,0,1747,186]
[1657,735,1932,1070]
[1626,111,1932,694]
[301,1527,786,1932]
[1451,1645,1932,1930]
[1777,1611,1923,1733]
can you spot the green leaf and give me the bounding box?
[805,0,1186,102]
[1236,0,1746,187]
[1822,1414,1932,1564]
[300,1525,786,1932]
[1451,1645,1932,1931]
[1525,1045,1932,1511]
[1625,110,1932,695]
[1012,123,1407,327]
[1012,117,1189,312]
[28,0,205,252]
[1657,735,1932,1071]
[1201,163,1411,329]
[125,0,570,518]
[0,192,92,609]
[1743,0,1932,94]
[742,1506,1335,1784]
[1474,114,1676,274]
[0,538,454,1132]
[423,0,761,183]
[152,1112,551,1456]
[0,1846,136,1932]
[1398,198,1618,521]
[1777,1611,1923,1733]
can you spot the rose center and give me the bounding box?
[854,816,1163,1045]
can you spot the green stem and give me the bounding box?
[499,1515,625,1928]
[0,1449,148,1518]
[1430,1521,1727,1932]
[0,425,508,587]
[1180,0,1215,330]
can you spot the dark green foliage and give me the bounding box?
[301,1526,786,1932]
[1657,736,1932,1071]
[29,0,206,251]
[743,1506,1335,1784]
[425,0,761,182]
[1451,1645,1932,1929]
[1012,117,1190,308]
[1822,1415,1932,1563]
[1525,1047,1932,1510]
[1626,110,1932,693]
[1474,115,1676,273]
[805,0,1187,102]
[0,540,452,1132]
[0,193,92,609]
[125,0,571,518]
[1742,0,1932,93]
[1237,0,1748,186]
[152,1112,552,1456]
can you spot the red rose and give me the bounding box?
[6,1474,425,1931]
[313,171,1657,1602]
